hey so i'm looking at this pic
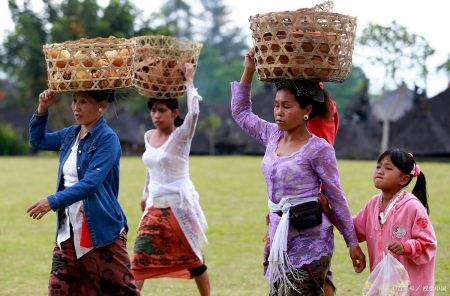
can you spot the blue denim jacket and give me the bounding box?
[29,112,128,247]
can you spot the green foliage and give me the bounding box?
[0,0,172,113]
[437,55,450,73]
[0,157,449,295]
[0,124,28,155]
[198,114,222,155]
[358,21,434,90]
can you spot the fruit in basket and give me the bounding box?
[74,50,95,68]
[311,56,323,65]
[73,69,93,88]
[293,55,306,64]
[301,42,314,52]
[55,49,71,68]
[105,50,124,67]
[97,59,109,67]
[319,43,330,53]
[119,48,132,65]
[276,31,287,39]
[292,30,304,38]
[263,32,272,41]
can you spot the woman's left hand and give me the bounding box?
[388,241,404,255]
[349,245,366,273]
[184,62,195,85]
[27,198,51,220]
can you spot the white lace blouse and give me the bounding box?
[141,84,208,261]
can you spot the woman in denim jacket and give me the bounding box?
[27,89,140,295]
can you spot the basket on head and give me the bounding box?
[249,1,357,82]
[132,35,203,99]
[43,36,134,92]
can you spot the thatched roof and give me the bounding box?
[334,123,380,159]
[372,83,415,122]
[106,109,150,144]
[390,87,450,156]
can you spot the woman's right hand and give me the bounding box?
[37,89,57,115]
[240,48,256,83]
[244,48,256,72]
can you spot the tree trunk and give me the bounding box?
[380,118,390,153]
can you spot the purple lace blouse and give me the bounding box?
[231,81,358,271]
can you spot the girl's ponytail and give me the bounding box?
[412,171,429,214]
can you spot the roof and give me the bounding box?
[372,83,415,122]
[390,87,450,155]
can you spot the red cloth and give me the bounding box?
[307,99,338,145]
[80,211,93,248]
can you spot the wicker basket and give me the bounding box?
[43,37,134,92]
[132,35,203,99]
[249,2,356,82]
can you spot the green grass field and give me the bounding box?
[0,156,448,295]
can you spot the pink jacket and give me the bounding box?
[353,192,437,296]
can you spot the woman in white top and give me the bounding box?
[131,63,210,295]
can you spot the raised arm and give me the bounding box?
[176,63,201,141]
[231,49,277,146]
[29,89,68,151]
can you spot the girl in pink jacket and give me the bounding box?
[323,148,437,295]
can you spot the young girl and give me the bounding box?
[322,148,437,295]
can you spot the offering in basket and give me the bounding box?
[132,35,202,99]
[249,0,357,82]
[43,37,134,92]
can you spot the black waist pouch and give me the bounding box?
[289,201,322,230]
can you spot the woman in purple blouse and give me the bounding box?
[231,49,366,295]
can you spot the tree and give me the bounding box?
[0,0,48,108]
[0,0,171,127]
[359,21,435,91]
[158,0,194,39]
[198,113,222,155]
[358,21,435,152]
[437,55,450,78]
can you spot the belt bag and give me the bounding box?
[289,201,322,230]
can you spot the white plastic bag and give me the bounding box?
[362,251,410,296]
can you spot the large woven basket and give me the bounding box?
[43,37,134,92]
[132,35,203,99]
[249,2,356,82]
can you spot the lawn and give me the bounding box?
[0,156,448,295]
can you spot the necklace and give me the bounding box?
[378,190,404,225]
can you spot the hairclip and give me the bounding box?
[410,163,421,177]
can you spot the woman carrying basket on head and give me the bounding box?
[231,49,366,295]
[27,89,140,295]
[131,63,210,296]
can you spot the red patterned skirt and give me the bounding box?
[131,207,203,280]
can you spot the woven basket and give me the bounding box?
[43,37,134,92]
[249,2,356,82]
[132,35,203,99]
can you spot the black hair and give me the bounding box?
[275,80,331,120]
[146,98,184,127]
[377,148,429,214]
[79,90,115,103]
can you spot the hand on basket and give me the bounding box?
[184,63,195,86]
[37,89,57,115]
[244,48,256,72]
